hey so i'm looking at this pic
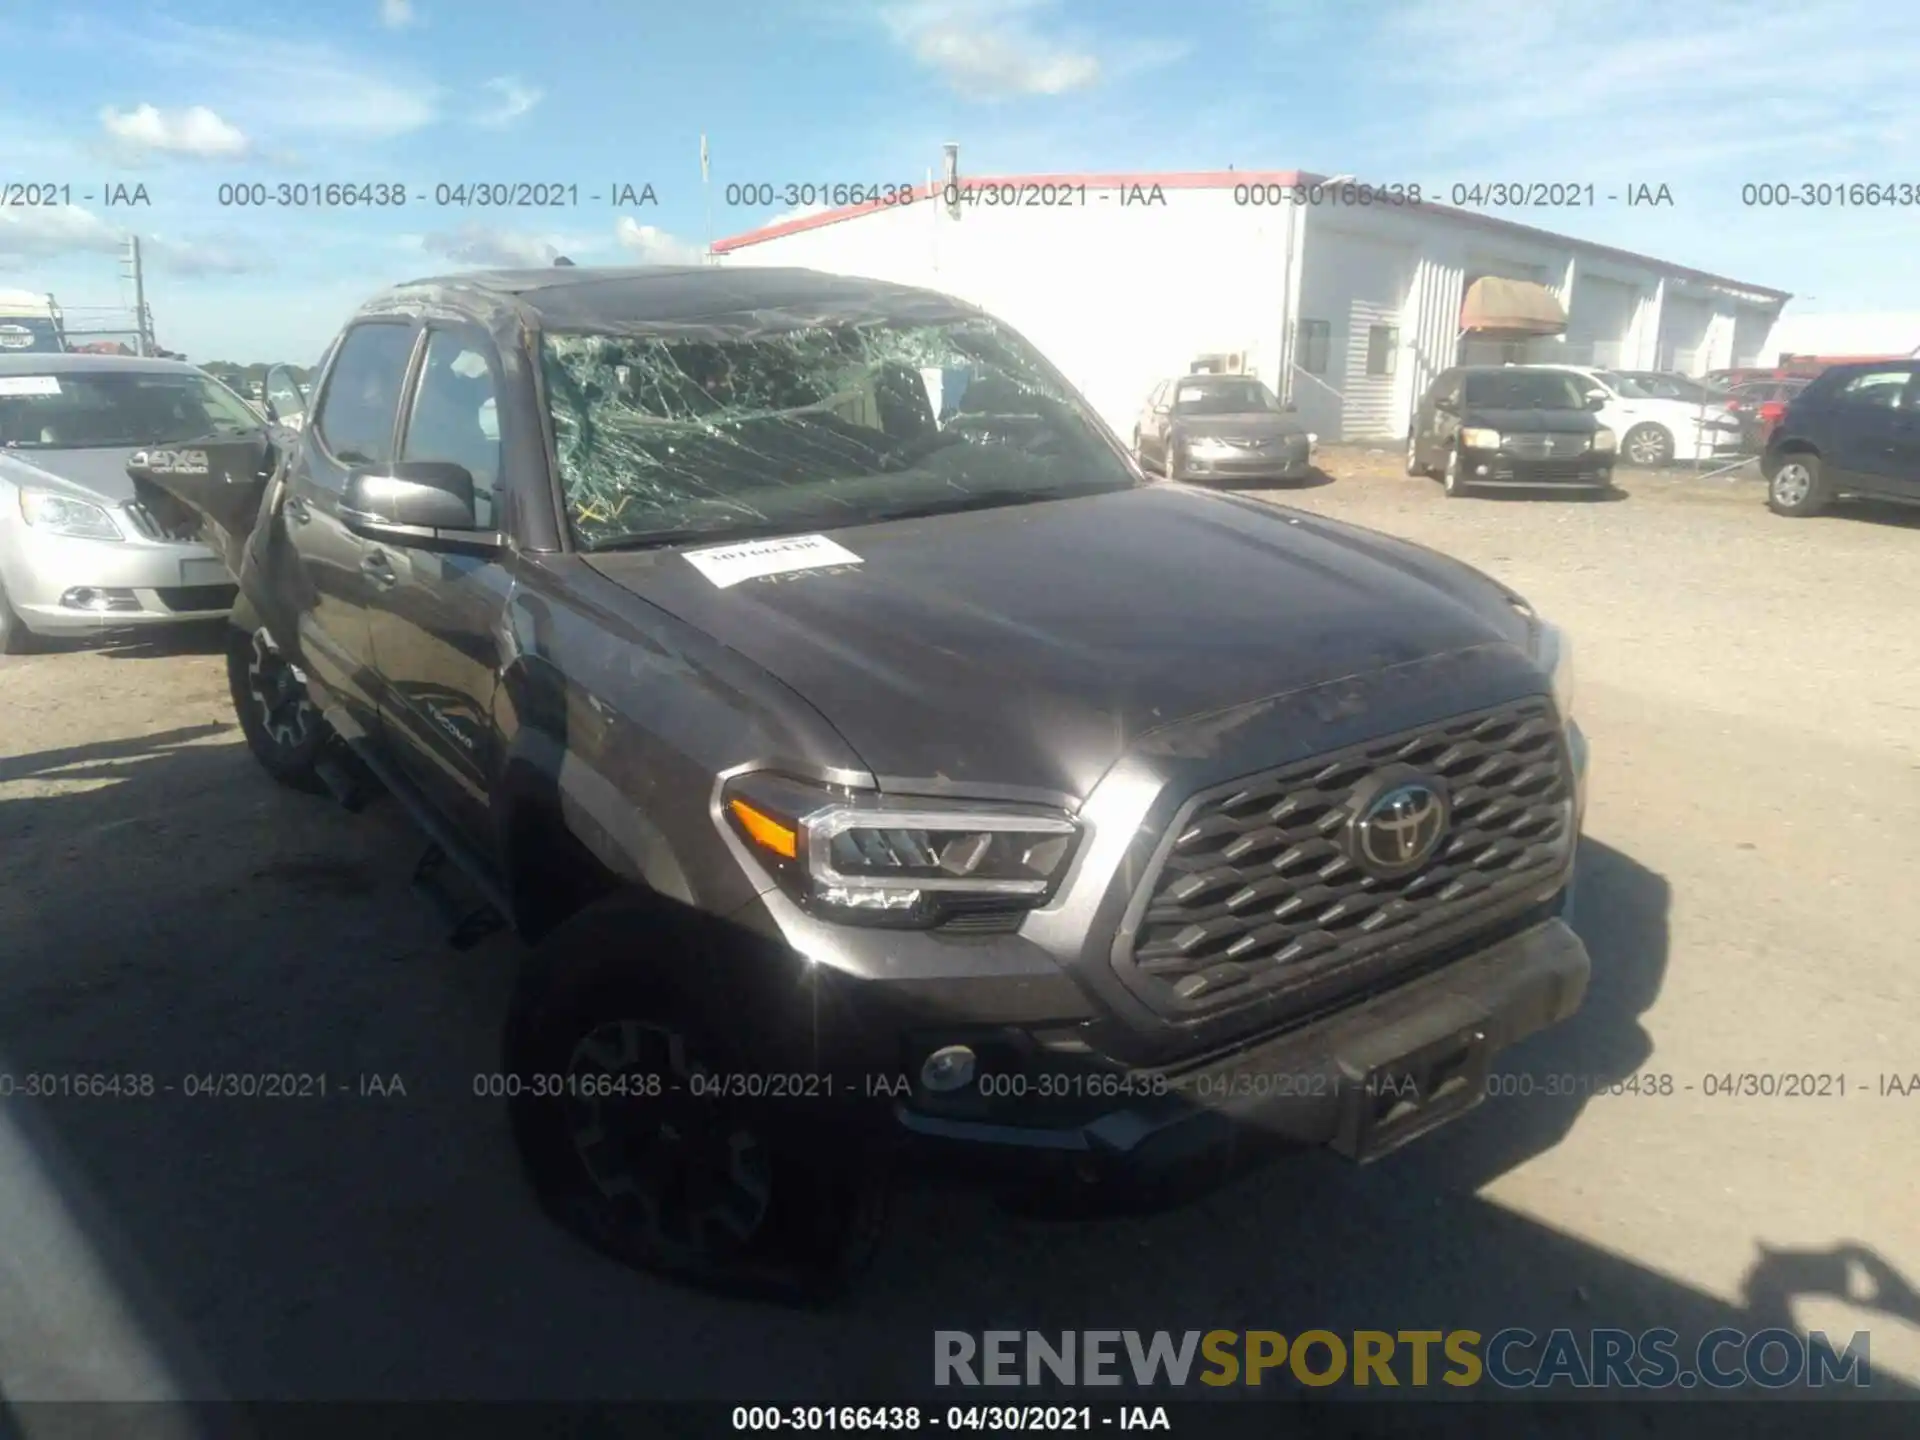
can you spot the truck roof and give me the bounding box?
[369,264,981,339]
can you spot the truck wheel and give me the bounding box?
[1622,423,1673,468]
[226,623,328,793]
[1766,454,1831,517]
[0,579,41,656]
[502,897,890,1303]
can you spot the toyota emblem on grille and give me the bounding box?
[1347,771,1449,878]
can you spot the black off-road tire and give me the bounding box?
[502,895,891,1304]
[225,623,328,793]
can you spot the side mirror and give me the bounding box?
[1433,397,1455,414]
[1585,393,1608,411]
[1282,402,1298,413]
[341,462,498,549]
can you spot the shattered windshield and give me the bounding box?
[541,316,1138,551]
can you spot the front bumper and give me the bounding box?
[0,520,235,635]
[893,914,1589,1181]
[1171,443,1314,483]
[1458,445,1613,488]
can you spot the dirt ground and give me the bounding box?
[2,454,1917,1412]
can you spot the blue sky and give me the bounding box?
[2,0,1915,362]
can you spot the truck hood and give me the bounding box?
[583,485,1535,800]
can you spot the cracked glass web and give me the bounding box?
[541,318,1134,550]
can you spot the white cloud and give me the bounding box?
[1358,0,1920,179]
[380,0,417,28]
[113,20,439,140]
[615,218,704,263]
[880,0,1116,97]
[475,76,543,128]
[99,104,250,160]
[0,205,124,266]
[0,205,250,276]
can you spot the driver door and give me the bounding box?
[283,319,419,743]
[363,322,514,851]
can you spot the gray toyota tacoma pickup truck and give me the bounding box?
[131,264,1591,1301]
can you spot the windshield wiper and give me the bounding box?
[858,482,1126,526]
[586,518,808,553]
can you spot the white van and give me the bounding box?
[0,290,69,354]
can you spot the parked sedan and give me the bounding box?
[1132,374,1315,483]
[1406,365,1616,497]
[1518,365,1743,467]
[0,353,257,653]
[1613,370,1729,405]
[1724,377,1811,453]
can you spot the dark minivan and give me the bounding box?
[1761,360,1920,517]
[1407,366,1617,498]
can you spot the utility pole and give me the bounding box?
[120,235,154,356]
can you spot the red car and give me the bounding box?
[1724,377,1811,452]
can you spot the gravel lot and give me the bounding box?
[2,455,1917,1414]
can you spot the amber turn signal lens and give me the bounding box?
[729,797,798,859]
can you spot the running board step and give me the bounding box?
[313,746,377,813]
[410,842,506,951]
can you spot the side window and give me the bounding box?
[399,329,503,527]
[1833,369,1913,410]
[313,323,416,467]
[1296,320,1331,376]
[1148,380,1168,410]
[1365,324,1399,378]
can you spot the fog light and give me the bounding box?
[60,586,139,612]
[920,1045,977,1093]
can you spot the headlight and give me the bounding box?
[18,489,124,541]
[1591,427,1617,453]
[721,773,1080,928]
[1459,426,1501,449]
[1534,620,1577,722]
[1185,437,1237,460]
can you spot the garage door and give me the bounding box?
[1567,275,1639,368]
[1659,296,1713,373]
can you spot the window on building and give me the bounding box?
[1295,319,1330,376]
[1366,325,1399,378]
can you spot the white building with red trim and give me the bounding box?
[711,167,1790,444]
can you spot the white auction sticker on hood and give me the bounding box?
[0,374,61,396]
[682,533,863,589]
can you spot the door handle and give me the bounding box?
[360,551,398,589]
[284,495,312,524]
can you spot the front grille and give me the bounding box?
[1119,698,1572,1015]
[153,583,237,613]
[1504,433,1589,459]
[1488,457,1604,482]
[123,501,204,543]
